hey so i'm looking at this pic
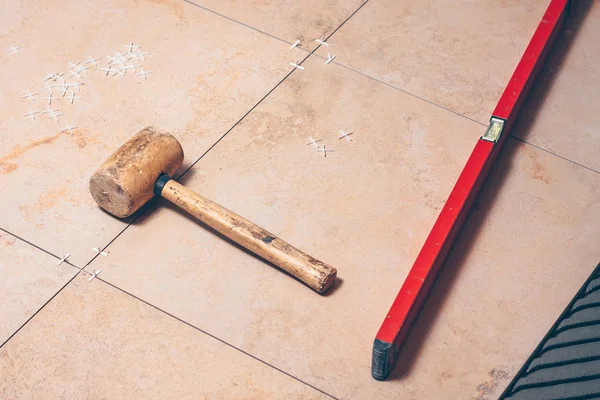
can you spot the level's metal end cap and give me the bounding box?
[372,339,394,381]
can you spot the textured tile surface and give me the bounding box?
[514,1,600,172]
[0,274,328,399]
[1,1,598,398]
[83,57,497,399]
[84,48,600,397]
[0,0,292,267]
[315,0,549,124]
[394,139,600,399]
[0,230,77,345]
[90,135,598,399]
[186,0,365,49]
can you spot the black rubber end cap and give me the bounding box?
[372,339,393,381]
[154,173,172,196]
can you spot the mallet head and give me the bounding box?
[89,127,184,218]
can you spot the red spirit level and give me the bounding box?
[372,0,572,380]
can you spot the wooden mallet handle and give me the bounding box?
[159,178,337,293]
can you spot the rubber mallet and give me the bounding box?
[89,127,337,293]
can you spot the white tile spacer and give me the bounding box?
[92,247,109,257]
[59,85,70,97]
[43,72,64,82]
[315,37,329,46]
[85,55,101,66]
[66,92,80,104]
[132,51,150,61]
[44,92,55,105]
[21,88,39,100]
[68,70,81,79]
[316,144,334,157]
[123,64,139,72]
[23,108,41,119]
[123,41,139,52]
[68,65,87,79]
[44,107,62,121]
[75,63,89,74]
[62,123,78,134]
[306,136,322,148]
[113,66,125,76]
[56,253,70,266]
[289,61,304,70]
[100,66,114,76]
[290,39,301,50]
[107,53,125,66]
[41,82,54,92]
[88,269,102,282]
[41,106,57,114]
[68,81,85,91]
[7,44,23,55]
[68,61,81,69]
[325,52,336,65]
[338,130,353,141]
[135,68,152,79]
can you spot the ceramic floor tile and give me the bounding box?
[514,1,600,172]
[83,56,487,398]
[186,0,366,50]
[314,0,549,124]
[88,136,598,399]
[389,138,599,399]
[0,273,329,399]
[0,0,295,267]
[0,230,78,345]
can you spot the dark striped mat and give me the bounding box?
[501,263,600,400]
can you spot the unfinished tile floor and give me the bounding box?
[0,0,598,398]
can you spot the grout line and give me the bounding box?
[182,0,294,48]
[174,3,376,179]
[3,1,592,395]
[0,225,104,349]
[182,0,489,129]
[0,227,82,271]
[183,0,600,177]
[62,3,370,396]
[510,136,600,174]
[0,270,84,349]
[177,53,314,177]
[323,0,370,42]
[1,1,589,393]
[77,40,321,278]
[92,276,340,399]
[312,0,490,131]
[178,1,374,180]
[311,53,488,127]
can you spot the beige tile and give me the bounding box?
[83,56,488,398]
[89,135,598,398]
[0,274,328,399]
[0,230,77,345]
[514,1,600,172]
[0,0,294,266]
[187,0,365,49]
[315,0,549,124]
[389,139,600,399]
